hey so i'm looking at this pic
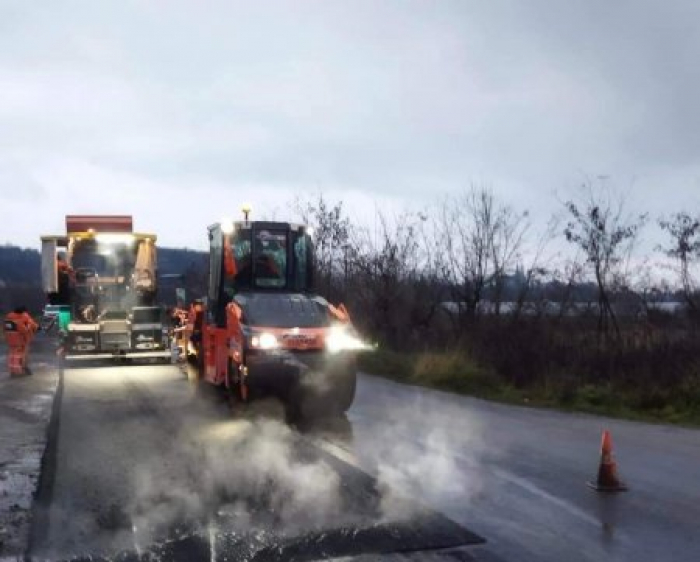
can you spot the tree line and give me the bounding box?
[297,183,700,347]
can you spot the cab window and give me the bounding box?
[254,230,287,288]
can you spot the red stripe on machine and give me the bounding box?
[66,215,133,233]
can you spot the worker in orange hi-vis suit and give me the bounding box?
[3,306,39,376]
[169,306,189,361]
[57,254,72,277]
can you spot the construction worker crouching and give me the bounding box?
[3,306,39,376]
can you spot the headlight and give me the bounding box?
[325,326,366,353]
[251,332,279,350]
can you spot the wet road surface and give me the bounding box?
[28,362,700,561]
[29,363,484,561]
[346,374,700,562]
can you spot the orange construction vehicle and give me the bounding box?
[3,306,39,375]
[186,211,363,418]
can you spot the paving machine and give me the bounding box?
[40,215,170,361]
[187,209,363,417]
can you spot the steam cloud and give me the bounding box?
[36,370,488,560]
[127,400,359,551]
[348,392,489,523]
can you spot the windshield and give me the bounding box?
[71,240,135,280]
[227,228,289,290]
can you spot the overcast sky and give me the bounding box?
[2,0,700,251]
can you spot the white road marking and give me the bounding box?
[489,467,600,528]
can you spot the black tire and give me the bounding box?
[288,366,357,421]
[334,367,357,413]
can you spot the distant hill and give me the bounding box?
[0,244,207,314]
[157,247,208,276]
[156,247,209,306]
[0,244,41,286]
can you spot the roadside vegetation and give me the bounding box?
[297,183,700,426]
[357,326,700,426]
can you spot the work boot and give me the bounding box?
[23,366,33,376]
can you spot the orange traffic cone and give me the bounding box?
[588,430,627,492]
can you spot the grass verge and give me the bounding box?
[357,348,700,427]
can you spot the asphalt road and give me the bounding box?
[28,363,484,561]
[27,362,700,561]
[345,375,700,562]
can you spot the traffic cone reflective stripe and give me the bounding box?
[588,429,627,492]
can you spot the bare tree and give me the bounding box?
[563,183,647,340]
[512,216,560,319]
[437,187,495,325]
[349,210,425,347]
[491,206,530,315]
[294,194,351,300]
[630,257,662,321]
[412,210,448,335]
[549,253,587,320]
[437,186,527,325]
[658,212,700,312]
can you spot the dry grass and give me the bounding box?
[358,322,700,427]
[358,348,499,396]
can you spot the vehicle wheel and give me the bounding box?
[289,366,357,420]
[333,367,357,413]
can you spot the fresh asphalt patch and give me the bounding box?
[42,429,484,561]
[28,364,485,562]
[53,443,484,562]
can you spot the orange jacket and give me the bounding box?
[3,311,37,346]
[4,311,38,335]
[57,259,75,282]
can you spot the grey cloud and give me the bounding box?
[1,0,699,248]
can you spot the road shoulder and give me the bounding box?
[0,347,59,559]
